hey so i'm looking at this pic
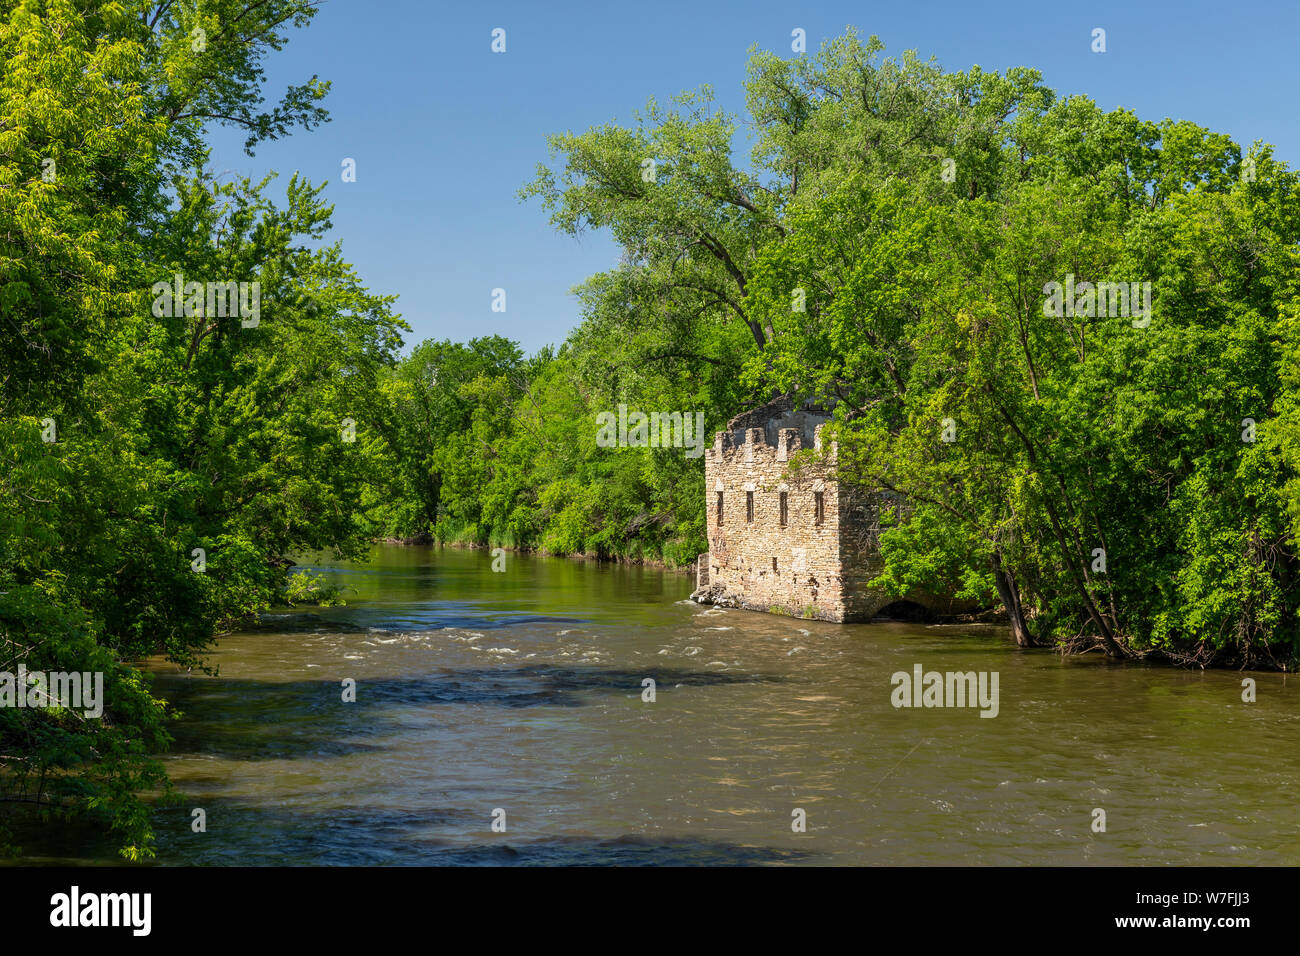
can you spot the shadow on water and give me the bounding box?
[159,665,789,761]
[6,800,818,867]
[145,799,816,866]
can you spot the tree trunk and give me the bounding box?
[988,393,1127,657]
[991,549,1033,647]
[1039,501,1127,657]
[425,471,442,531]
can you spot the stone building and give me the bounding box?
[690,397,971,622]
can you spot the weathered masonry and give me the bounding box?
[690,397,974,622]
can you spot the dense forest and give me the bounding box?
[2,3,1299,859]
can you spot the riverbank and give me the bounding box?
[375,536,696,573]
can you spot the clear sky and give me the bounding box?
[203,0,1300,355]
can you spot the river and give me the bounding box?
[32,544,1300,864]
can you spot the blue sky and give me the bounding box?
[204,0,1300,355]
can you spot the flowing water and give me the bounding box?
[28,544,1300,865]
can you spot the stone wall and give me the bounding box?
[836,482,891,620]
[701,419,849,621]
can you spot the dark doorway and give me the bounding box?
[874,600,934,622]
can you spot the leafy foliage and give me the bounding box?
[0,0,401,857]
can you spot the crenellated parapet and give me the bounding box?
[708,421,835,467]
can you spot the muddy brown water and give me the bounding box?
[21,544,1300,864]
